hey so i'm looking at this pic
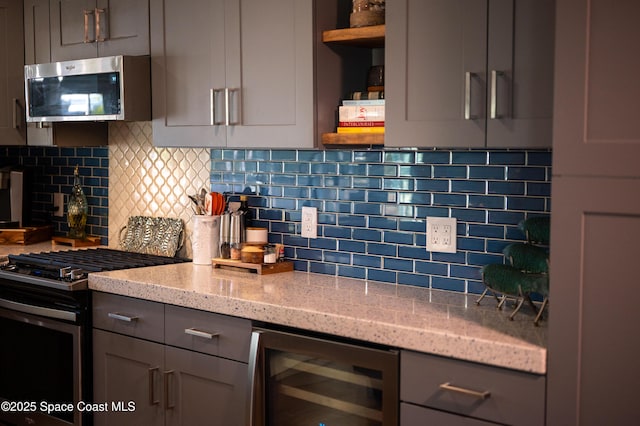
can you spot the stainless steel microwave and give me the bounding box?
[24,55,150,123]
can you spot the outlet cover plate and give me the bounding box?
[301,206,318,238]
[426,216,457,253]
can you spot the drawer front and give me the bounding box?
[401,350,545,426]
[401,402,498,426]
[93,292,164,342]
[165,305,252,363]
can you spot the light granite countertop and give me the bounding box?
[89,263,547,374]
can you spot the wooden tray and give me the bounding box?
[212,258,294,274]
[0,225,52,245]
[52,235,101,248]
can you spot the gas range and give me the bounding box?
[0,247,189,291]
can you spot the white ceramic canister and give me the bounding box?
[191,215,221,265]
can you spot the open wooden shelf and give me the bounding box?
[322,25,385,48]
[322,132,384,146]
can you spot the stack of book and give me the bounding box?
[336,92,385,134]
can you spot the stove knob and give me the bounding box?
[70,269,85,280]
[60,266,71,279]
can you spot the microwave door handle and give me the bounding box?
[83,9,95,43]
[95,8,106,42]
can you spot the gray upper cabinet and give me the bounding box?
[0,0,26,146]
[24,0,52,65]
[150,0,316,148]
[386,0,554,148]
[49,0,149,62]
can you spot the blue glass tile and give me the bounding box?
[324,226,351,239]
[246,150,271,161]
[488,181,525,195]
[311,163,338,174]
[433,165,466,178]
[384,231,413,245]
[339,189,367,202]
[527,182,551,197]
[271,150,297,161]
[325,176,352,187]
[234,161,257,172]
[222,172,245,183]
[489,151,526,165]
[310,238,337,250]
[384,258,413,272]
[354,203,382,215]
[297,200,322,210]
[270,198,296,210]
[398,165,432,177]
[431,277,465,292]
[488,210,525,225]
[261,209,285,221]
[292,259,309,272]
[297,175,323,187]
[367,243,397,257]
[324,251,351,264]
[527,151,552,166]
[310,262,336,275]
[431,251,466,264]
[339,163,367,175]
[298,150,325,162]
[384,151,415,164]
[220,150,244,160]
[338,266,367,279]
[283,186,309,198]
[210,149,223,160]
[324,202,352,213]
[93,187,108,197]
[415,260,448,276]
[353,254,381,268]
[469,166,505,180]
[450,208,486,223]
[339,240,366,253]
[383,178,415,191]
[468,224,504,238]
[370,216,398,230]
[452,151,487,165]
[399,246,430,260]
[416,151,450,164]
[368,164,397,177]
[258,162,283,173]
[311,187,338,200]
[353,177,382,189]
[284,162,310,173]
[467,195,505,209]
[284,235,310,247]
[415,177,449,192]
[93,147,108,157]
[325,151,352,163]
[398,273,430,288]
[450,265,481,280]
[367,269,396,284]
[507,196,546,211]
[399,192,431,205]
[338,214,366,227]
[318,213,337,226]
[354,151,382,163]
[93,168,108,177]
[384,204,415,217]
[507,166,547,181]
[467,252,504,266]
[505,225,527,241]
[245,173,270,185]
[353,229,382,242]
[451,180,485,193]
[398,218,425,232]
[467,280,487,295]
[457,237,485,251]
[368,191,396,203]
[433,193,466,207]
[486,240,511,254]
[84,157,99,167]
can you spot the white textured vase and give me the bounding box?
[191,215,221,265]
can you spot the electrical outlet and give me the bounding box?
[426,216,457,253]
[301,206,318,238]
[53,193,64,217]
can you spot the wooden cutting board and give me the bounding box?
[0,225,52,245]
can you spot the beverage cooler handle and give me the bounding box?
[247,330,264,426]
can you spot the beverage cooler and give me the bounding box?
[249,328,398,426]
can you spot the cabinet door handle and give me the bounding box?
[107,312,139,322]
[164,370,176,409]
[95,8,106,42]
[12,98,20,130]
[439,382,491,400]
[83,9,95,43]
[464,72,479,120]
[490,70,505,119]
[224,88,231,126]
[211,88,225,125]
[184,327,219,340]
[227,88,240,126]
[148,367,160,405]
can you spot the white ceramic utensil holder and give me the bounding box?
[191,215,221,265]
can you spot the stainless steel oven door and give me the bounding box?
[0,306,83,426]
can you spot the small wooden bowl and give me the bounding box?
[241,245,264,264]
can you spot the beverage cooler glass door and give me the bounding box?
[249,329,398,426]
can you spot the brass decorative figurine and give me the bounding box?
[67,165,88,239]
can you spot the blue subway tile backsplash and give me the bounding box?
[210,148,551,293]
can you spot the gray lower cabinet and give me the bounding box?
[49,0,149,62]
[150,0,319,148]
[400,350,546,426]
[386,0,554,148]
[0,0,26,146]
[92,292,250,426]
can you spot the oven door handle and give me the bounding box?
[0,297,76,322]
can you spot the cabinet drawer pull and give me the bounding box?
[184,327,219,340]
[148,367,160,405]
[107,312,139,322]
[464,72,478,120]
[439,382,491,400]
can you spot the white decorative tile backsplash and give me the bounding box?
[108,122,210,258]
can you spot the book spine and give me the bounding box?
[346,91,385,100]
[338,121,385,127]
[342,99,386,106]
[338,105,385,121]
[336,126,385,134]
